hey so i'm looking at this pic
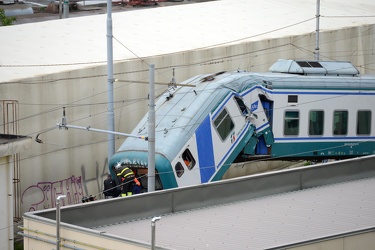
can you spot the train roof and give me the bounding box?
[264,74,375,90]
[264,60,375,90]
[118,72,235,160]
[269,59,360,76]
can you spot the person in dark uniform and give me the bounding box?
[115,163,135,197]
[103,174,117,198]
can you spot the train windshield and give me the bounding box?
[135,168,163,191]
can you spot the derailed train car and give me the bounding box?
[109,60,375,191]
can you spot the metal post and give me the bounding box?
[63,0,69,18]
[151,216,161,250]
[106,0,115,161]
[148,64,156,192]
[56,195,66,250]
[59,0,62,19]
[315,0,320,61]
[7,155,14,250]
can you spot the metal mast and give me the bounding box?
[315,0,321,61]
[106,0,115,160]
[148,64,156,192]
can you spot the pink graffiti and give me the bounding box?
[21,175,84,212]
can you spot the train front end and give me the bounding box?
[109,150,177,193]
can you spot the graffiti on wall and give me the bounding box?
[21,175,84,212]
[21,158,109,212]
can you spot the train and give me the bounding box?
[109,59,375,191]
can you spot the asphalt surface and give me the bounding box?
[7,0,210,25]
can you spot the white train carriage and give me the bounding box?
[109,60,375,191]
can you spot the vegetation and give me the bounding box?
[0,9,17,26]
[14,241,23,250]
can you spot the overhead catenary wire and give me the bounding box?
[8,56,375,150]
[1,14,373,71]
[8,52,375,148]
[0,17,316,70]
[1,25,374,87]
[3,44,375,133]
[14,78,375,168]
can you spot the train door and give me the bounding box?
[255,95,274,155]
[243,89,274,157]
[210,95,249,171]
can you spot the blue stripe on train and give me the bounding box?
[196,115,215,183]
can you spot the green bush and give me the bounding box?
[0,9,17,26]
[14,241,23,250]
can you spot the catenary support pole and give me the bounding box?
[106,0,115,161]
[148,64,156,192]
[59,0,62,19]
[56,195,66,250]
[315,0,320,61]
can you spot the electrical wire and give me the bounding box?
[11,67,375,161]
[11,56,375,144]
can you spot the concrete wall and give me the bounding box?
[22,155,375,250]
[22,218,149,250]
[1,23,374,216]
[0,135,32,250]
[20,223,375,250]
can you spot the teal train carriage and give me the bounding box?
[109,60,375,191]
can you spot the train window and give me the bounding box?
[175,162,184,178]
[214,108,235,141]
[333,110,348,135]
[357,110,371,135]
[137,168,163,190]
[182,148,196,170]
[234,96,248,115]
[309,110,324,135]
[284,111,299,135]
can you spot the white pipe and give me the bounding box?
[19,232,82,249]
[56,195,66,250]
[151,216,161,250]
